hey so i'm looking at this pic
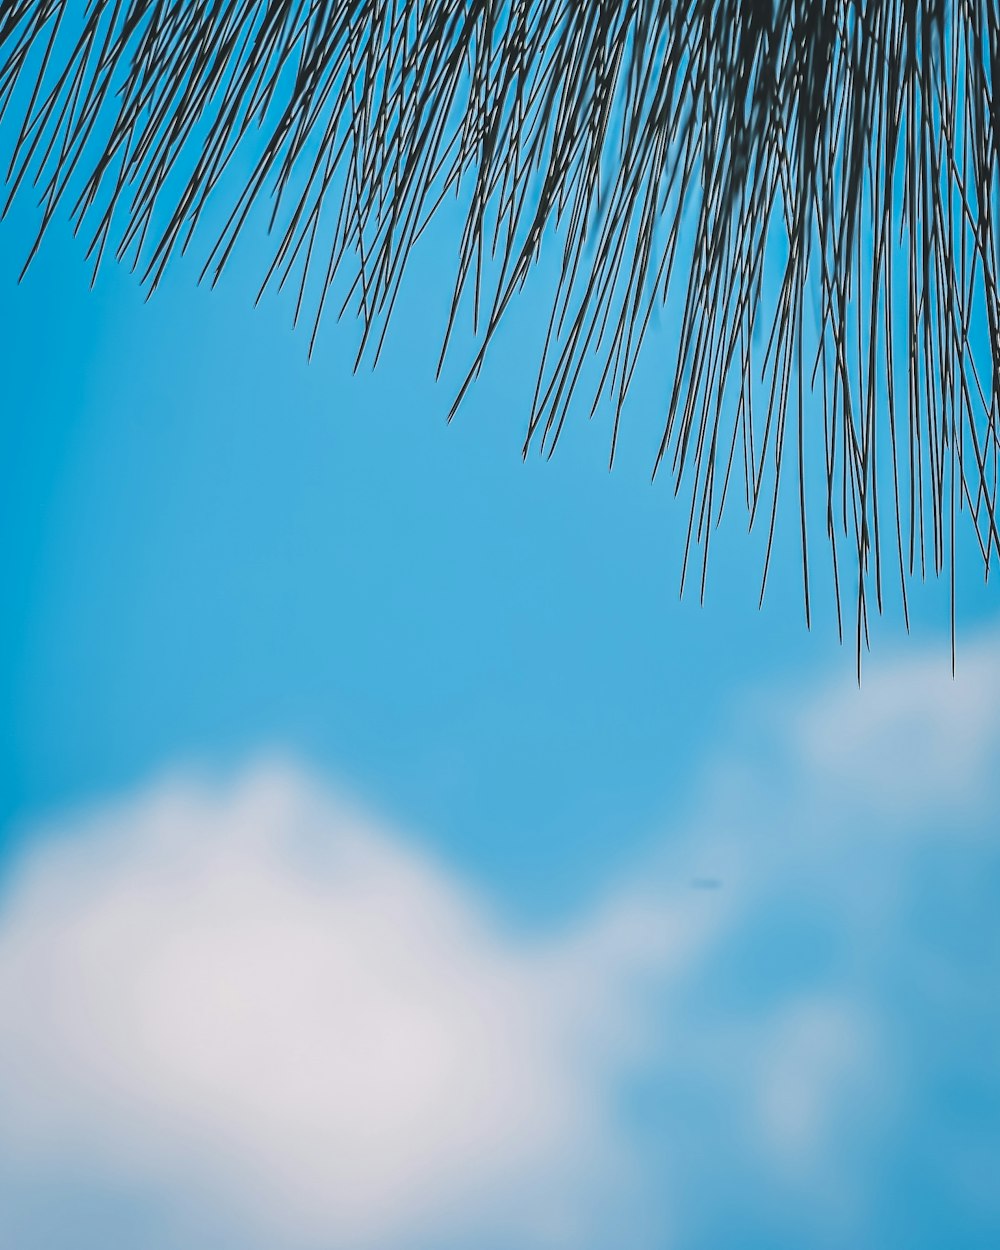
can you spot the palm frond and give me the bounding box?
[2,0,998,656]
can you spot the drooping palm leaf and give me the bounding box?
[2,1,998,656]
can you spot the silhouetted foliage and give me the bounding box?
[2,1,998,656]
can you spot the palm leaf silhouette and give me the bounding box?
[2,1,998,659]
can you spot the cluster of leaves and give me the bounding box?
[2,0,998,652]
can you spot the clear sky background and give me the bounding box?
[1,142,999,1250]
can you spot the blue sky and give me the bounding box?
[1,140,999,1249]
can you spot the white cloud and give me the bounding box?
[0,761,720,1250]
[791,631,1000,820]
[754,999,874,1166]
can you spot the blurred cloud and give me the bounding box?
[1,630,998,1249]
[791,633,1000,821]
[0,762,724,1250]
[753,998,874,1167]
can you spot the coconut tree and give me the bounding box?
[2,1,997,660]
